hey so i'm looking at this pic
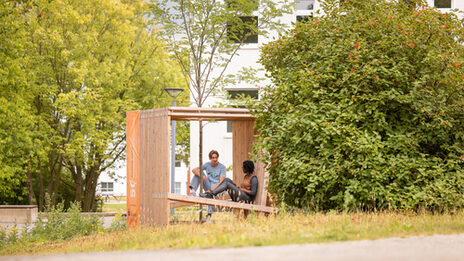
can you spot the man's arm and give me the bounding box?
[192,166,207,181]
[210,176,225,191]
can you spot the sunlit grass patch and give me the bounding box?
[2,210,464,256]
[102,203,126,213]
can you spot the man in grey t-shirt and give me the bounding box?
[190,150,226,222]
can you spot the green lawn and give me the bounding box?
[2,210,464,256]
[101,203,126,213]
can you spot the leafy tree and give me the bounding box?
[151,0,292,194]
[254,0,464,211]
[0,0,186,210]
[0,1,36,205]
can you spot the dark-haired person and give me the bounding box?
[190,150,226,222]
[200,160,258,204]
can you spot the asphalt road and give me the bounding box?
[3,233,464,261]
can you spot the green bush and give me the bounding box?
[0,201,103,250]
[253,0,464,211]
[108,213,126,231]
[31,201,102,241]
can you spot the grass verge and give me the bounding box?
[2,210,464,256]
[102,203,126,213]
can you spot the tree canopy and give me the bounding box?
[0,0,187,210]
[253,0,464,211]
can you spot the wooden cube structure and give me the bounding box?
[126,107,267,227]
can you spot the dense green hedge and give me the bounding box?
[253,0,464,211]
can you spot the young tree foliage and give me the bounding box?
[254,0,464,211]
[152,0,291,107]
[0,1,34,204]
[151,0,292,195]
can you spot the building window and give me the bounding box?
[175,158,181,167]
[226,0,258,12]
[297,15,313,23]
[227,16,258,44]
[101,182,114,192]
[296,0,314,10]
[435,0,451,8]
[226,90,258,133]
[174,182,181,194]
[227,90,259,99]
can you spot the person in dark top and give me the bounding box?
[200,160,258,203]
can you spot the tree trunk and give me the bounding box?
[46,151,56,204]
[26,168,35,205]
[199,120,203,221]
[38,160,44,211]
[74,163,84,205]
[82,168,99,212]
[51,154,63,206]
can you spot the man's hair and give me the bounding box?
[243,160,255,174]
[209,150,219,159]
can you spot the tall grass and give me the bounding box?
[0,202,126,253]
[2,210,464,256]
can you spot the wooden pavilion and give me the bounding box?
[126,107,275,228]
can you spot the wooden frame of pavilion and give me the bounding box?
[126,107,276,227]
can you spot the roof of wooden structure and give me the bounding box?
[134,107,254,121]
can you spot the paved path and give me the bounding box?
[3,233,464,261]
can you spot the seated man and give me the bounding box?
[189,150,226,222]
[200,160,258,203]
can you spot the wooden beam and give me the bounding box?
[133,107,254,121]
[164,193,277,213]
[170,201,195,208]
[170,194,231,208]
[169,107,250,114]
[169,112,254,121]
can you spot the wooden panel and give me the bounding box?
[254,164,268,206]
[139,111,170,226]
[165,193,277,213]
[232,120,255,188]
[126,111,140,228]
[232,120,267,206]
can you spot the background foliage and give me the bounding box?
[0,0,188,210]
[253,0,464,211]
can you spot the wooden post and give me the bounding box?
[126,111,140,228]
[139,109,170,226]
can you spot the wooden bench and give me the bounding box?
[167,193,277,213]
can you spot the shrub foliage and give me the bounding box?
[253,0,464,211]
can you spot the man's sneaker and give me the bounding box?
[189,190,196,197]
[205,214,212,224]
[199,192,213,198]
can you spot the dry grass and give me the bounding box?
[3,210,464,256]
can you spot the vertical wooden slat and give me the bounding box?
[253,163,267,206]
